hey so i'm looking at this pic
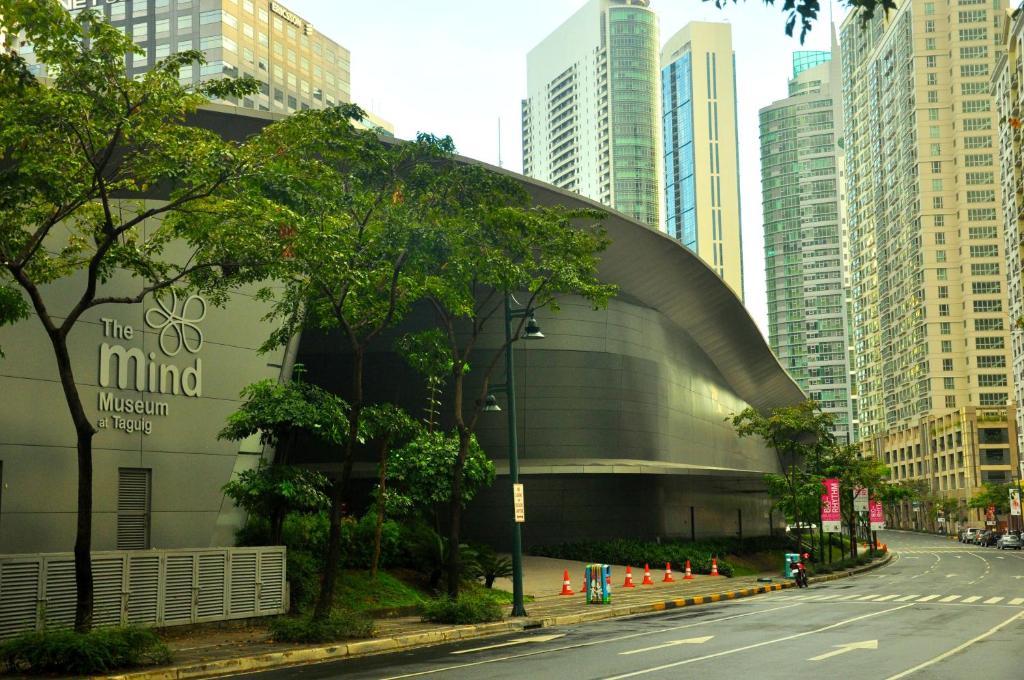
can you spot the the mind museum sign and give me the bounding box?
[96,292,205,435]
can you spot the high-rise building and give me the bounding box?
[522,0,661,228]
[842,0,1019,505]
[35,0,351,113]
[759,37,856,443]
[993,7,1024,470]
[661,22,744,299]
[791,50,831,77]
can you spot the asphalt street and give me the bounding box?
[229,531,1024,679]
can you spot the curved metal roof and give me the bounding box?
[469,158,806,414]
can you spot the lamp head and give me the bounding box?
[483,394,502,412]
[523,314,545,339]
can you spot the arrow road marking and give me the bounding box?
[619,636,714,655]
[451,634,565,655]
[808,639,879,662]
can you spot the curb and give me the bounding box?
[102,554,892,680]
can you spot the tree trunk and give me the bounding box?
[313,349,364,621]
[44,330,96,632]
[270,508,285,545]
[446,428,470,599]
[370,438,391,579]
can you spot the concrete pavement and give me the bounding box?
[226,531,1024,680]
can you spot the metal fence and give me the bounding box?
[0,546,286,639]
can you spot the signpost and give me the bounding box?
[821,478,842,533]
[513,483,525,523]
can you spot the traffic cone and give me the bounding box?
[641,563,654,585]
[710,557,720,576]
[683,559,694,580]
[560,569,574,595]
[663,562,674,582]
[623,566,636,588]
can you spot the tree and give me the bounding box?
[423,176,616,597]
[708,0,897,42]
[195,105,461,620]
[969,483,1011,517]
[731,401,837,557]
[876,481,921,529]
[388,429,497,517]
[218,377,349,543]
[0,3,268,630]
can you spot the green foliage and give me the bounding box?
[0,626,170,675]
[388,430,496,511]
[401,521,479,591]
[421,592,504,625]
[221,464,330,519]
[707,0,896,42]
[0,284,29,358]
[270,612,374,643]
[470,544,513,588]
[219,379,349,447]
[969,483,1011,514]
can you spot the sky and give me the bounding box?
[286,0,849,336]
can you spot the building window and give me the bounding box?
[941,340,952,352]
[178,15,193,32]
[943,377,955,389]
[117,468,151,550]
[938,285,949,298]
[940,322,952,335]
[943,358,954,371]
[973,299,1002,313]
[979,393,1008,406]
[976,336,1004,349]
[939,303,950,316]
[945,395,956,408]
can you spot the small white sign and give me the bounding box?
[853,486,869,512]
[513,483,525,523]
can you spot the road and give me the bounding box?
[230,531,1024,679]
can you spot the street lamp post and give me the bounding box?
[483,295,543,617]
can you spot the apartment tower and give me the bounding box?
[661,23,744,298]
[759,37,857,443]
[522,0,661,227]
[41,0,352,114]
[843,0,1019,505]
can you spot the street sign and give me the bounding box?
[869,499,885,530]
[513,483,525,523]
[853,485,869,512]
[821,478,842,533]
[1010,488,1021,517]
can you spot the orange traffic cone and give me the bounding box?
[623,566,636,588]
[663,562,674,582]
[560,569,574,595]
[641,563,654,585]
[683,559,694,580]
[710,557,720,576]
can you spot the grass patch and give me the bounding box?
[270,612,374,643]
[0,626,170,675]
[333,569,427,615]
[421,592,504,625]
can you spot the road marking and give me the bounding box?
[874,595,898,601]
[1010,598,1024,605]
[808,639,879,662]
[945,574,958,578]
[885,609,1024,680]
[857,594,881,601]
[603,605,913,680]
[962,596,981,603]
[895,595,919,601]
[917,595,939,602]
[838,594,863,601]
[451,634,565,655]
[938,595,960,603]
[984,596,1004,604]
[618,636,713,656]
[811,594,844,601]
[378,601,805,679]
[996,556,1005,559]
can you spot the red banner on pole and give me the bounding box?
[869,499,885,530]
[821,478,841,533]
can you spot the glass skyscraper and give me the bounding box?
[661,22,744,300]
[791,50,831,78]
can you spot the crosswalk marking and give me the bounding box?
[814,594,845,601]
[1010,598,1024,606]
[857,594,880,601]
[984,597,1004,604]
[895,595,919,602]
[939,595,960,603]
[917,595,939,602]
[838,594,863,601]
[874,594,898,601]
[793,592,1023,606]
[962,596,981,603]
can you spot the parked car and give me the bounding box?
[997,533,1022,550]
[961,528,979,543]
[978,530,999,547]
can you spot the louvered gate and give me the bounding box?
[0,547,286,639]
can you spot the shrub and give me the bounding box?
[270,612,374,643]
[0,626,170,675]
[471,544,513,588]
[421,592,504,625]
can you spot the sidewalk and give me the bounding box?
[104,554,891,680]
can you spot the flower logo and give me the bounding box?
[145,291,206,356]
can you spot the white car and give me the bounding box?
[785,522,818,532]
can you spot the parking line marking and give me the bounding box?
[984,596,1004,604]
